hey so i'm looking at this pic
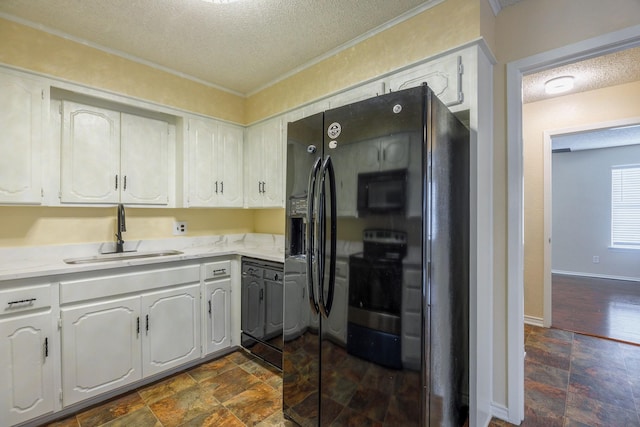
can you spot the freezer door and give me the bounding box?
[320,86,426,426]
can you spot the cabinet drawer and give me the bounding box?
[0,284,51,316]
[203,260,231,280]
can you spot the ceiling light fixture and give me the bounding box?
[544,76,575,95]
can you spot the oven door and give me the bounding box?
[348,254,402,335]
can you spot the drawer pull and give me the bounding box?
[7,298,37,306]
[44,337,49,358]
[213,268,227,275]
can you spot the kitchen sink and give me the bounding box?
[63,250,183,264]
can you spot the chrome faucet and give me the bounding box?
[115,203,126,253]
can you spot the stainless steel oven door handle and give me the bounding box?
[318,155,337,318]
[306,156,322,314]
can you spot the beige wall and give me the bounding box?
[494,0,640,409]
[245,0,481,123]
[523,80,640,319]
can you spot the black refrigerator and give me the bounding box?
[283,84,469,426]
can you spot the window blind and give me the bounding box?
[611,165,640,247]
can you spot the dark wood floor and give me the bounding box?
[552,273,640,345]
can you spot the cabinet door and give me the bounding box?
[261,117,284,207]
[241,276,264,339]
[141,284,200,377]
[244,124,264,207]
[60,101,120,203]
[0,71,45,204]
[61,296,141,406]
[0,312,54,425]
[120,113,169,205]
[205,279,231,354]
[265,279,283,337]
[188,118,217,207]
[245,117,284,207]
[217,123,244,207]
[387,54,463,107]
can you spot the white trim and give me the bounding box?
[551,270,640,283]
[507,23,640,427]
[491,403,510,423]
[543,116,640,329]
[487,0,502,16]
[0,12,246,98]
[246,0,446,96]
[524,315,544,327]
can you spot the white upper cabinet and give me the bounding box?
[60,101,171,206]
[120,113,169,205]
[187,118,243,207]
[0,70,47,204]
[245,117,284,208]
[388,52,464,110]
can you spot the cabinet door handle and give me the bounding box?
[146,314,149,335]
[208,300,212,316]
[259,288,264,301]
[44,337,49,358]
[220,181,223,194]
[7,298,36,306]
[115,174,118,190]
[136,316,140,336]
[215,181,218,194]
[123,175,127,191]
[262,181,266,193]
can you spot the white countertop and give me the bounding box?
[0,233,284,282]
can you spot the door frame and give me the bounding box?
[506,24,640,424]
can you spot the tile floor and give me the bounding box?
[490,324,640,427]
[45,324,640,427]
[45,350,296,427]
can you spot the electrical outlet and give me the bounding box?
[592,255,600,263]
[173,221,187,235]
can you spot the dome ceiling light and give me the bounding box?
[544,76,575,95]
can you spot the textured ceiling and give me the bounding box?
[0,0,442,95]
[523,46,640,103]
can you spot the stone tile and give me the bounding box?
[525,335,572,370]
[345,386,390,422]
[239,357,281,383]
[45,417,80,427]
[525,360,569,390]
[524,379,566,420]
[330,406,384,426]
[177,405,246,427]
[568,370,636,411]
[200,365,262,403]
[255,410,299,427]
[521,405,564,427]
[225,349,257,365]
[137,372,197,404]
[77,392,146,427]
[224,382,282,425]
[147,385,220,427]
[565,391,640,426]
[187,355,238,382]
[100,407,161,427]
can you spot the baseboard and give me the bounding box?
[490,403,510,424]
[524,315,543,327]
[552,270,640,283]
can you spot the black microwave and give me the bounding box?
[357,169,407,215]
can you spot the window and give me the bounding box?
[611,165,640,248]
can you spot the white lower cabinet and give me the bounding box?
[0,311,55,425]
[141,284,200,376]
[59,265,201,407]
[202,260,232,355]
[61,296,142,406]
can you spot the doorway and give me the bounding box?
[506,25,640,425]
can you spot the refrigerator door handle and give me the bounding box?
[318,155,337,318]
[306,156,322,314]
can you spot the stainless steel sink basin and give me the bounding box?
[63,250,183,264]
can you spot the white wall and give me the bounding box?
[552,144,640,280]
